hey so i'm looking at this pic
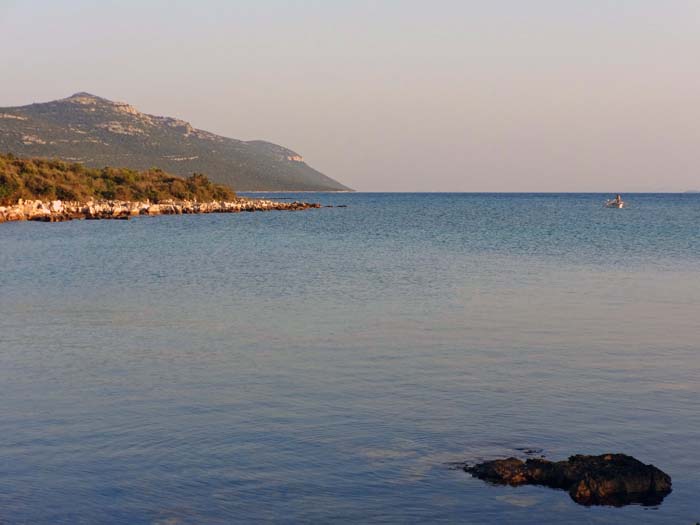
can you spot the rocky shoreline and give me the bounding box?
[0,197,322,223]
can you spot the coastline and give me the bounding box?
[0,197,321,223]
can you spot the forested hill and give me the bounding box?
[0,93,349,191]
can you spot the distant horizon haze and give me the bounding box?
[2,1,699,192]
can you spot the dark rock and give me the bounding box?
[514,447,544,455]
[465,453,672,506]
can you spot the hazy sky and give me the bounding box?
[2,1,699,191]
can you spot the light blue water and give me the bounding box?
[1,193,699,524]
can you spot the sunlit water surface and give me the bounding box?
[1,193,699,523]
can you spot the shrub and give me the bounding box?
[0,154,236,205]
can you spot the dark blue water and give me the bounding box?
[1,193,699,524]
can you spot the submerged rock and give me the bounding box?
[465,453,672,506]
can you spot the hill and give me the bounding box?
[0,93,349,191]
[0,153,236,205]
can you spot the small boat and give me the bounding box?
[605,200,624,208]
[605,195,625,208]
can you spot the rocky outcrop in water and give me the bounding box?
[0,198,321,223]
[465,454,672,506]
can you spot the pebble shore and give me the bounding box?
[0,198,322,223]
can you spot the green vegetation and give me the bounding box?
[0,93,350,191]
[0,153,237,205]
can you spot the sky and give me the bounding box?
[1,0,699,192]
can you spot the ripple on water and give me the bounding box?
[1,193,699,523]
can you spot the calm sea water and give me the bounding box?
[1,193,699,524]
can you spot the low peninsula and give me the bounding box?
[0,154,320,223]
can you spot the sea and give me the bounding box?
[1,193,698,524]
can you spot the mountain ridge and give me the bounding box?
[0,93,350,191]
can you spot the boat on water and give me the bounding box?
[605,194,625,208]
[605,200,624,208]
